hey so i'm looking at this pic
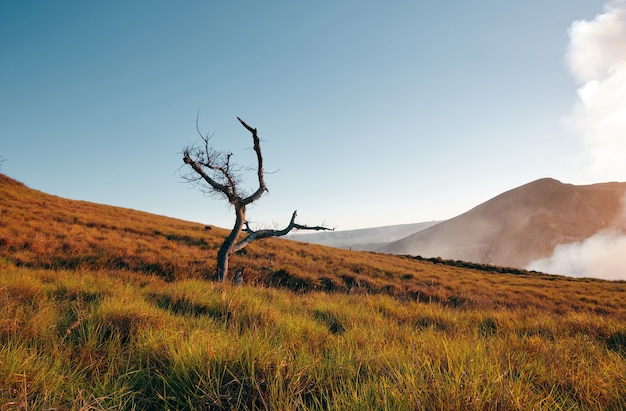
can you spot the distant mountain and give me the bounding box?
[287,222,439,251]
[380,178,626,268]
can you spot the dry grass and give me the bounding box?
[2,173,625,315]
[1,173,626,409]
[1,264,625,409]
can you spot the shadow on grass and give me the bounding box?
[265,269,315,293]
[607,331,626,355]
[145,293,228,321]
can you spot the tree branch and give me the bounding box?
[234,210,333,252]
[182,150,236,202]
[237,117,267,205]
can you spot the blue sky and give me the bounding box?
[1,1,622,230]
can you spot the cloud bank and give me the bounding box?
[566,0,626,179]
[527,2,626,280]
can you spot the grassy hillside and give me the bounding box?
[1,174,626,409]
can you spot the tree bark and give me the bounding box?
[215,202,246,281]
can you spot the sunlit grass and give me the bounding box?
[1,263,625,409]
[2,174,626,409]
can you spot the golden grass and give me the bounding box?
[1,173,626,409]
[1,264,625,409]
[2,174,625,314]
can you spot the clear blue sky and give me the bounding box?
[2,1,623,230]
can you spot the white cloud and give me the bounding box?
[566,0,626,180]
[566,1,626,83]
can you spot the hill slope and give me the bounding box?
[2,174,626,409]
[381,178,626,268]
[0,172,621,303]
[0,173,572,305]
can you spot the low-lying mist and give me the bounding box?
[526,228,626,280]
[527,190,626,280]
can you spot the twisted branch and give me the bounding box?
[236,211,333,252]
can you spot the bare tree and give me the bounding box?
[182,116,332,282]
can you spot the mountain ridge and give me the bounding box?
[287,221,439,250]
[381,177,626,269]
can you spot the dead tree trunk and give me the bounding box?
[182,117,332,282]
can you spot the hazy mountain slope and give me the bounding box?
[380,178,626,268]
[288,221,439,250]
